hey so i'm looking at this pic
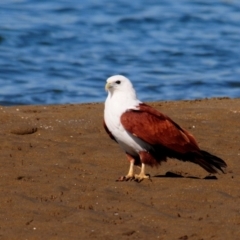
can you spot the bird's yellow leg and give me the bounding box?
[116,153,135,181]
[134,163,150,182]
[125,159,134,179]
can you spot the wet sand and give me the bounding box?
[0,98,240,239]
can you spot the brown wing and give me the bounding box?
[103,120,117,142]
[120,103,200,154]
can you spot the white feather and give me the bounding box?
[104,75,153,157]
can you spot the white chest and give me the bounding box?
[104,98,151,156]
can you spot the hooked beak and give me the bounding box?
[105,82,112,91]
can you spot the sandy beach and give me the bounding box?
[0,98,240,239]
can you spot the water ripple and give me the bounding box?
[0,0,240,105]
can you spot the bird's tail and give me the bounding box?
[194,150,227,173]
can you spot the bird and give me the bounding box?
[104,75,227,182]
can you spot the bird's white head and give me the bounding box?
[105,75,136,98]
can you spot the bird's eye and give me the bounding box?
[116,80,121,84]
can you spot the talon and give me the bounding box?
[134,177,143,183]
[125,176,135,181]
[134,173,151,182]
[116,176,125,182]
[116,175,135,182]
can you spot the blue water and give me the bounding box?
[0,0,240,105]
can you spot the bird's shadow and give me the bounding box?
[153,171,218,180]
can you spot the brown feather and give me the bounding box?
[120,103,227,173]
[121,103,200,154]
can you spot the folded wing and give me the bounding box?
[120,103,200,154]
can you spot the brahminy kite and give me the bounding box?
[104,75,227,182]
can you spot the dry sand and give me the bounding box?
[0,98,239,240]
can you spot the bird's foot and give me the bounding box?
[134,173,151,182]
[116,174,151,182]
[116,174,135,182]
